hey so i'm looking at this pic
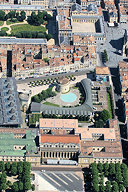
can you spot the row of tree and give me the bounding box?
[87,163,128,192]
[0,30,52,40]
[42,113,90,122]
[0,10,26,22]
[0,161,33,191]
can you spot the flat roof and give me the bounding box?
[40,118,78,129]
[0,4,45,10]
[75,127,116,140]
[0,38,47,45]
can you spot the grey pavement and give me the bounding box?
[38,171,83,192]
[96,22,127,68]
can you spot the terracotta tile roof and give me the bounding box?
[75,127,116,140]
[79,119,123,159]
[40,134,80,144]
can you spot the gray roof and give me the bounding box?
[0,38,47,45]
[0,78,22,125]
[87,4,97,13]
[72,3,81,12]
[0,4,45,10]
[31,78,93,116]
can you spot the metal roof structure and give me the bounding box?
[0,38,47,45]
[0,4,45,10]
[0,78,22,125]
[0,129,37,157]
[31,78,93,116]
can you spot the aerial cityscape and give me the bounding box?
[0,0,127,191]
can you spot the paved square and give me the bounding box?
[34,171,84,192]
[72,22,96,33]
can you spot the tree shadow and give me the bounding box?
[113,51,122,56]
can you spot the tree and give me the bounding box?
[31,184,35,191]
[92,183,99,192]
[24,181,31,191]
[112,181,119,192]
[99,184,105,192]
[0,183,7,191]
[104,163,109,176]
[18,181,23,191]
[8,11,16,20]
[109,163,115,176]
[94,119,104,128]
[0,161,5,172]
[5,162,10,172]
[11,162,17,176]
[43,57,49,63]
[105,181,111,192]
[104,49,108,62]
[7,180,12,187]
[119,184,124,192]
[97,163,103,173]
[20,11,26,21]
[0,174,6,184]
[0,10,5,21]
[100,109,110,122]
[16,12,19,20]
[17,161,23,174]
[12,182,19,192]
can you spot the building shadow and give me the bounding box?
[109,37,124,51]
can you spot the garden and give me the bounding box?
[0,161,34,192]
[84,162,128,192]
[31,87,56,103]
[0,10,52,40]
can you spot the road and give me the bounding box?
[16,68,93,84]
[31,166,82,172]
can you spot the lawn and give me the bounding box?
[0,21,4,26]
[43,101,60,107]
[1,27,9,32]
[107,92,113,119]
[11,24,46,34]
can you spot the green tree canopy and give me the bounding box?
[100,109,110,122]
[97,163,103,173]
[0,161,5,172]
[105,181,111,192]
[12,182,19,192]
[5,162,10,172]
[0,10,5,21]
[92,183,99,192]
[112,181,119,192]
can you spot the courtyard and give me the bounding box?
[72,22,96,33]
[43,88,80,107]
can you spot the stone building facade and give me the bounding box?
[40,134,80,164]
